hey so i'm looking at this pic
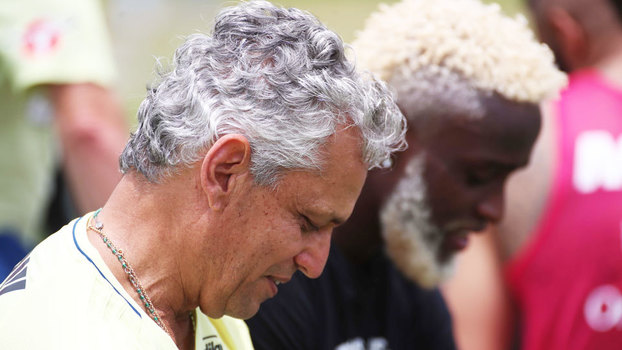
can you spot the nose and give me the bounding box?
[477,190,505,224]
[294,229,332,279]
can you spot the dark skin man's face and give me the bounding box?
[333,94,541,268]
[411,94,541,262]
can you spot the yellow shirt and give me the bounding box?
[0,215,254,349]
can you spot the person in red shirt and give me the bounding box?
[444,0,622,349]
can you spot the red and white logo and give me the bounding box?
[22,19,64,57]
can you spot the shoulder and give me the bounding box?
[0,217,166,349]
[0,220,78,302]
[196,313,253,350]
[384,254,452,321]
[564,70,608,94]
[0,220,86,343]
[380,254,456,349]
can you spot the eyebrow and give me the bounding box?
[305,210,347,228]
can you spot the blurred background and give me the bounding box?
[105,0,526,123]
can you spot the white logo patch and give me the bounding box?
[573,131,622,193]
[584,285,622,332]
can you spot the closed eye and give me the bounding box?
[465,167,512,187]
[300,215,320,233]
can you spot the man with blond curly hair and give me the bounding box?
[246,0,565,348]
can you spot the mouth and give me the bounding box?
[266,275,290,297]
[443,221,487,234]
[440,223,486,255]
[268,277,282,286]
[444,230,470,251]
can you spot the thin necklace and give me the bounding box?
[88,209,173,337]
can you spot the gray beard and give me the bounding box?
[380,154,456,288]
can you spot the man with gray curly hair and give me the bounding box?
[247,0,565,349]
[0,1,406,349]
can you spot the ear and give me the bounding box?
[200,134,252,211]
[547,7,588,68]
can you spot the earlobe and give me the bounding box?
[200,134,251,210]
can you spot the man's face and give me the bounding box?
[201,127,367,319]
[381,96,541,287]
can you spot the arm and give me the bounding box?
[441,230,516,350]
[51,83,128,213]
[4,0,127,214]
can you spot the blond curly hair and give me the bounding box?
[352,0,567,104]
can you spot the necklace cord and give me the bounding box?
[87,209,174,337]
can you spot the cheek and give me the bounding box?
[234,194,306,269]
[423,162,473,224]
[250,217,304,264]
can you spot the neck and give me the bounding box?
[594,42,622,87]
[87,171,204,348]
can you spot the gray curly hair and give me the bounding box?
[119,0,406,185]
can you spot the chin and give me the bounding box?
[380,154,456,288]
[383,219,457,288]
[226,301,263,320]
[210,294,262,320]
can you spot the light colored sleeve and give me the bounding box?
[196,312,255,350]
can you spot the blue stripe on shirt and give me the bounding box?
[72,216,142,318]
